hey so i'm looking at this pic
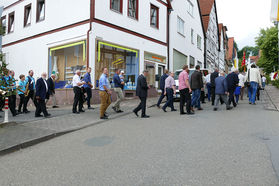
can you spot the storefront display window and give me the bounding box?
[96,41,139,90]
[48,40,86,89]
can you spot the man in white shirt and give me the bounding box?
[72,70,86,114]
[262,75,266,89]
[238,72,246,100]
[246,64,262,104]
[205,72,211,102]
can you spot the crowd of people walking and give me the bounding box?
[1,63,264,120]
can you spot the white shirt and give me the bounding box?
[205,74,211,84]
[246,68,262,87]
[43,78,48,92]
[238,73,245,87]
[262,77,266,83]
[73,74,82,88]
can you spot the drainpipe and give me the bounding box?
[167,2,173,70]
[167,10,170,70]
[86,0,94,67]
[204,36,207,69]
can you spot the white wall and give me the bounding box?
[94,0,167,44]
[2,0,90,45]
[218,29,225,71]
[205,3,219,71]
[2,24,88,79]
[169,0,204,71]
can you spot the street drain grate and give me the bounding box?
[84,136,115,147]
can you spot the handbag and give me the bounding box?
[244,70,250,87]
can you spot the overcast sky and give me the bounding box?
[216,0,274,49]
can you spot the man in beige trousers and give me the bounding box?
[112,69,124,113]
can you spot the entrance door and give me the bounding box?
[158,65,165,90]
[145,62,156,87]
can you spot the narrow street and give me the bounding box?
[0,98,278,186]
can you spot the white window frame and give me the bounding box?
[177,16,185,36]
[187,0,194,16]
[191,29,194,44]
[197,35,202,49]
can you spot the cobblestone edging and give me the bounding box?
[263,86,279,112]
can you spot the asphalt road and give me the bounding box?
[0,99,279,186]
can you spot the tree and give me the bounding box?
[256,26,278,74]
[237,46,259,60]
[0,23,14,96]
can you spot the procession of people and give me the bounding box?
[0,63,264,120]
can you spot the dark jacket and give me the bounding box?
[215,76,228,95]
[113,73,122,88]
[159,73,168,90]
[190,70,203,90]
[226,72,239,90]
[136,74,149,98]
[47,77,55,95]
[210,71,219,87]
[36,78,49,100]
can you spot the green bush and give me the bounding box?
[266,75,272,85]
[271,79,279,88]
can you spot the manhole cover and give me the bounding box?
[84,136,114,147]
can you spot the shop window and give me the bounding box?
[36,0,45,22]
[128,0,138,19]
[96,41,139,90]
[110,0,123,13]
[24,4,32,27]
[190,56,195,69]
[173,49,187,71]
[150,4,159,28]
[1,16,6,34]
[49,41,87,89]
[8,12,15,33]
[177,16,184,36]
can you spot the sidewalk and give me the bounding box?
[263,85,279,111]
[0,97,160,155]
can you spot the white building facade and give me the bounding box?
[218,24,225,71]
[169,0,205,71]
[1,0,170,92]
[199,0,219,72]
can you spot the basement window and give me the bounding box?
[24,4,32,27]
[8,12,15,33]
[36,0,45,22]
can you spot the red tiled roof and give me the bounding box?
[199,0,215,32]
[227,37,234,60]
[202,16,210,33]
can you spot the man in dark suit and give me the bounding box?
[133,70,150,118]
[226,69,239,107]
[46,74,58,108]
[35,72,51,118]
[156,69,168,108]
[190,65,204,110]
[210,68,219,105]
